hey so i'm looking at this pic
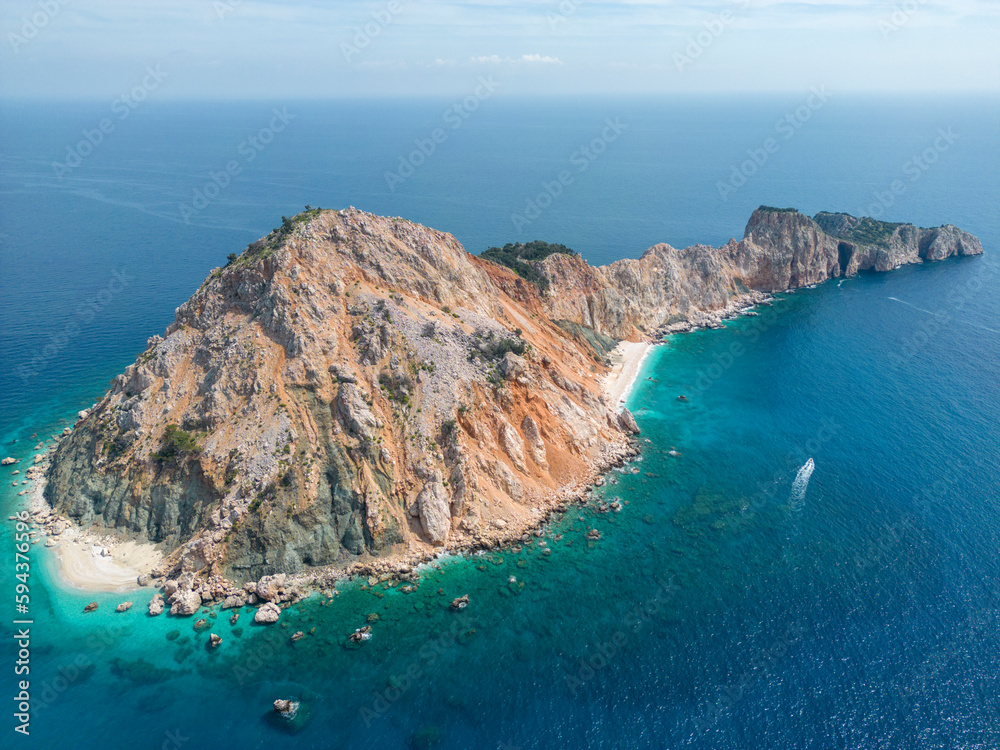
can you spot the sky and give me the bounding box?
[1,0,998,99]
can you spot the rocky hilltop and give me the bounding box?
[44,206,982,589]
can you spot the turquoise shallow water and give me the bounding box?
[1,98,998,748]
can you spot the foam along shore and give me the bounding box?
[603,341,652,408]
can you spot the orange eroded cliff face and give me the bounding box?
[48,208,634,582]
[46,206,981,584]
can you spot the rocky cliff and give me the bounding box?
[539,206,982,339]
[45,206,982,584]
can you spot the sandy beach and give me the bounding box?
[29,477,161,592]
[602,340,652,407]
[50,532,147,592]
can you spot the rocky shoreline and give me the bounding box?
[15,416,639,621]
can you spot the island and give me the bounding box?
[28,206,982,613]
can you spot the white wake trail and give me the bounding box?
[887,297,1000,334]
[789,458,814,506]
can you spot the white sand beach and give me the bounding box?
[30,477,161,592]
[602,340,652,407]
[50,533,147,592]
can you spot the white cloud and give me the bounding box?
[469,54,563,65]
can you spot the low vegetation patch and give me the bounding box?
[153,424,200,462]
[469,329,529,362]
[757,205,800,214]
[480,240,576,292]
[840,216,903,247]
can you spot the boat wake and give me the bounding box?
[887,297,1000,334]
[789,458,814,506]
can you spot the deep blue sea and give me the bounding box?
[1,96,998,749]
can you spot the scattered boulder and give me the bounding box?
[617,408,640,434]
[1,457,17,466]
[498,419,527,473]
[410,471,451,546]
[222,593,247,610]
[521,415,548,470]
[254,602,281,624]
[255,574,286,603]
[148,594,164,616]
[229,612,240,626]
[498,351,528,381]
[450,594,469,610]
[336,382,380,439]
[136,574,152,587]
[169,590,202,617]
[291,631,305,642]
[83,602,98,613]
[193,618,210,632]
[115,602,133,613]
[586,529,601,541]
[209,633,222,648]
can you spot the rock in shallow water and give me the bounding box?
[254,601,281,624]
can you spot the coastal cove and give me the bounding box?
[2,97,998,748]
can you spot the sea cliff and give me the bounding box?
[41,206,982,601]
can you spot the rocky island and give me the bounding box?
[36,206,982,606]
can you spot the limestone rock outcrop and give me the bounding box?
[42,205,981,585]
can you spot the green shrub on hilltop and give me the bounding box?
[480,240,576,292]
[842,216,903,247]
[153,424,200,462]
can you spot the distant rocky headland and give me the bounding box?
[36,206,981,607]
